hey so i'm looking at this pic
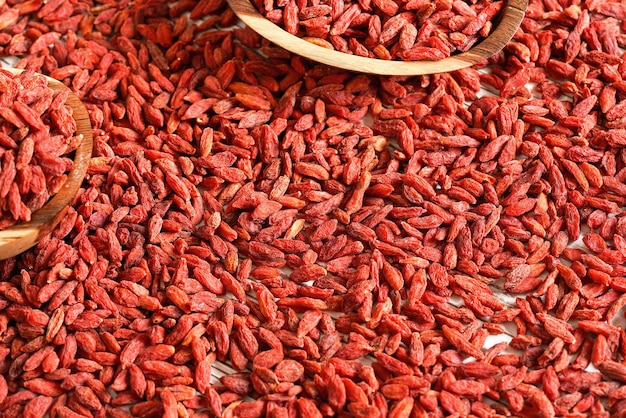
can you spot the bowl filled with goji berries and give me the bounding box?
[227,0,527,75]
[0,68,92,260]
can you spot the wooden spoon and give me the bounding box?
[227,0,528,76]
[0,68,93,260]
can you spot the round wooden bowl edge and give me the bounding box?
[228,0,529,76]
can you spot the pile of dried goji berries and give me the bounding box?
[0,0,625,417]
[0,70,79,229]
[254,0,503,60]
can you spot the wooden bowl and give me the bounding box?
[227,0,528,76]
[0,68,93,260]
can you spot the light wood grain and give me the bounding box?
[0,68,93,260]
[227,0,528,76]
